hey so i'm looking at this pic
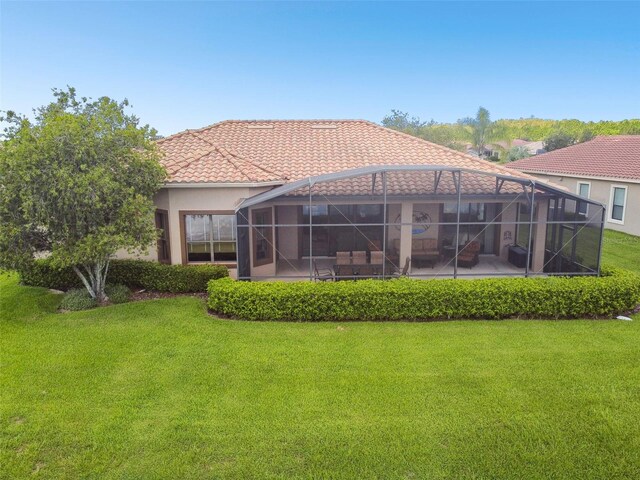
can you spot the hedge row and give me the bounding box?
[207,267,640,321]
[20,258,229,293]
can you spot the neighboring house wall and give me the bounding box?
[526,173,640,236]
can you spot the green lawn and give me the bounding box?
[1,230,640,479]
[601,229,640,274]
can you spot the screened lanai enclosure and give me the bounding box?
[234,166,605,281]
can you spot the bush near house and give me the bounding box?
[59,288,99,311]
[20,259,229,293]
[208,267,640,321]
[105,284,132,304]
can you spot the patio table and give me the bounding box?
[334,263,384,279]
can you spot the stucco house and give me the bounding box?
[510,136,640,236]
[135,120,605,280]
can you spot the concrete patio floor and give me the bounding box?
[270,255,526,281]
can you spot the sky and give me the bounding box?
[1,1,639,137]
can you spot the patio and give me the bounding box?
[235,166,606,281]
[274,254,524,281]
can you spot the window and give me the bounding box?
[155,210,171,264]
[183,213,237,263]
[252,208,273,266]
[443,203,486,223]
[609,186,627,223]
[577,182,590,216]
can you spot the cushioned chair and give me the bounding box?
[370,250,384,265]
[412,238,440,257]
[352,251,367,264]
[336,251,351,265]
[392,238,440,258]
[457,241,480,268]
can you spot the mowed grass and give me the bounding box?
[1,229,640,479]
[601,229,640,274]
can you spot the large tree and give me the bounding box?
[504,145,532,162]
[381,109,426,135]
[459,107,494,156]
[0,87,166,302]
[543,131,576,152]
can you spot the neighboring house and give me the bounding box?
[466,139,545,159]
[510,136,640,236]
[130,120,605,280]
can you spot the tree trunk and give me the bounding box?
[72,259,110,303]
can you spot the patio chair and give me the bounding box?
[370,250,384,265]
[352,250,367,264]
[457,241,480,268]
[313,260,334,281]
[391,257,411,278]
[336,251,351,265]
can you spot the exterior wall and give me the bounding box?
[116,185,581,279]
[498,203,518,261]
[113,189,170,262]
[532,199,549,273]
[411,203,440,240]
[168,186,273,279]
[528,173,640,236]
[266,198,550,275]
[248,205,276,278]
[276,205,299,260]
[117,185,274,279]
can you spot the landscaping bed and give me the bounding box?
[19,258,229,293]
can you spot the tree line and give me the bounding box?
[381,109,640,161]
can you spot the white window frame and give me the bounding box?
[576,181,591,217]
[608,184,628,225]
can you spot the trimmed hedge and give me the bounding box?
[20,258,229,293]
[207,267,640,321]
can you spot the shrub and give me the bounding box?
[20,258,229,293]
[59,289,98,311]
[105,284,131,304]
[207,266,640,321]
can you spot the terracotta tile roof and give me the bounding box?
[157,120,533,186]
[509,136,640,181]
[283,170,524,198]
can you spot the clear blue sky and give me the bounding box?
[1,1,639,136]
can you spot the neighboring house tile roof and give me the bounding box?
[157,120,533,187]
[509,136,640,181]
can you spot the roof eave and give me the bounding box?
[511,168,640,185]
[163,180,286,189]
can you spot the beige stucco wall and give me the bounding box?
[527,173,640,236]
[248,205,276,278]
[116,186,557,278]
[115,185,275,278]
[276,205,299,260]
[113,189,171,262]
[498,203,518,261]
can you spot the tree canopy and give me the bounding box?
[381,109,640,158]
[459,107,494,155]
[0,87,166,301]
[543,132,577,152]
